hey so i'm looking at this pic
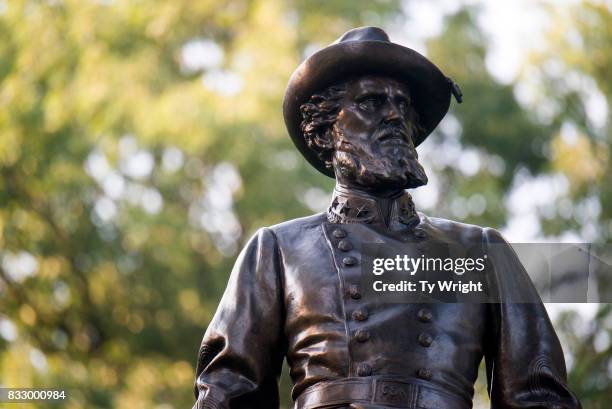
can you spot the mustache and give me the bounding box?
[374,124,412,143]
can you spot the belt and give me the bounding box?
[294,377,471,409]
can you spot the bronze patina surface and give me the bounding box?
[192,27,582,409]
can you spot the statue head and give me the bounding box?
[283,26,461,187]
[300,75,428,191]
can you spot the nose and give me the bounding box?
[381,99,403,125]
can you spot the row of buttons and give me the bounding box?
[332,227,432,381]
[333,229,362,302]
[333,228,372,375]
[416,307,434,380]
[341,230,370,343]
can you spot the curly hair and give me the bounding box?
[299,83,348,169]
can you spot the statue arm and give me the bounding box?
[193,228,286,409]
[482,227,582,409]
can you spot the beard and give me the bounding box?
[332,132,428,190]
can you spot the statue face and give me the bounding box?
[331,75,427,190]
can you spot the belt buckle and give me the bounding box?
[372,379,418,407]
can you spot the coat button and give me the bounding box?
[352,308,368,321]
[416,368,432,380]
[355,329,370,342]
[338,239,353,251]
[418,333,433,347]
[343,256,358,266]
[416,308,433,323]
[348,285,361,299]
[414,229,427,239]
[357,363,372,376]
[333,228,347,239]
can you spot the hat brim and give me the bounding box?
[283,40,452,178]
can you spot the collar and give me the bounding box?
[327,185,420,230]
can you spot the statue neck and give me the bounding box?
[334,182,406,199]
[327,183,419,230]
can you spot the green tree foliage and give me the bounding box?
[0,1,402,408]
[0,1,609,408]
[520,2,612,406]
[556,305,612,409]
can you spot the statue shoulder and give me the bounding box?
[265,212,328,243]
[417,212,486,245]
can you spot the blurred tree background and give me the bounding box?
[0,0,609,408]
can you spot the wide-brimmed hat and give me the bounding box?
[283,26,462,178]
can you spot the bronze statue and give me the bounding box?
[192,27,582,409]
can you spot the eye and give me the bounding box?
[397,99,408,114]
[358,97,381,112]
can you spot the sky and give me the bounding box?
[400,0,582,83]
